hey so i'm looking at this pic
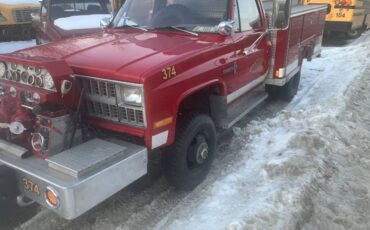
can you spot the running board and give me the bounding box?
[211,85,268,129]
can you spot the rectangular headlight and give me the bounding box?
[118,85,144,107]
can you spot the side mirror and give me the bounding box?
[31,12,40,22]
[217,20,234,36]
[100,17,111,29]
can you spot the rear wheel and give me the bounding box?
[163,114,216,190]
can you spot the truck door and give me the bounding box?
[227,0,270,100]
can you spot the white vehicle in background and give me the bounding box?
[31,0,111,44]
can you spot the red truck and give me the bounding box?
[0,0,326,220]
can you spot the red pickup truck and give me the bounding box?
[0,0,326,220]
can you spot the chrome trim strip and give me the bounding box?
[226,72,268,104]
[291,6,328,17]
[72,74,143,87]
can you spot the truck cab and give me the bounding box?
[32,0,111,44]
[0,0,326,220]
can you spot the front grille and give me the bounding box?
[12,8,39,23]
[81,77,145,127]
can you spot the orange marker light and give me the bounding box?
[154,117,173,129]
[45,187,59,208]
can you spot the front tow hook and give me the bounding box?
[16,194,35,207]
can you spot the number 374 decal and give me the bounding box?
[162,66,177,80]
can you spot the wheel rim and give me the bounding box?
[187,134,209,168]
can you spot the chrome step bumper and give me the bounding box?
[0,138,147,220]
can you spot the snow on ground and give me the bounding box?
[54,14,110,30]
[0,40,36,54]
[9,32,370,230]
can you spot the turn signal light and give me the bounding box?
[45,187,59,208]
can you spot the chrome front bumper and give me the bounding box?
[0,138,147,219]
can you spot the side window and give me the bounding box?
[235,0,261,31]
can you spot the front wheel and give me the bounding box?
[163,114,216,191]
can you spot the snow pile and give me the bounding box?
[150,37,370,229]
[0,40,36,54]
[54,14,110,30]
[0,0,39,4]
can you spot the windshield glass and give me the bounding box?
[111,0,229,33]
[51,0,110,21]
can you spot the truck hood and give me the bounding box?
[18,31,219,83]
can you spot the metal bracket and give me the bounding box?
[17,194,35,207]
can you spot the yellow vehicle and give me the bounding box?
[0,0,40,41]
[304,0,370,37]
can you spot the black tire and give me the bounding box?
[163,114,216,191]
[347,29,361,39]
[266,71,301,101]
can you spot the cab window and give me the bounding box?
[234,0,261,31]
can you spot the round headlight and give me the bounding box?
[0,62,6,78]
[44,73,55,90]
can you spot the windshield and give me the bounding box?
[111,0,229,33]
[50,0,110,21]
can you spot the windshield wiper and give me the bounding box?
[117,24,148,31]
[153,26,198,36]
